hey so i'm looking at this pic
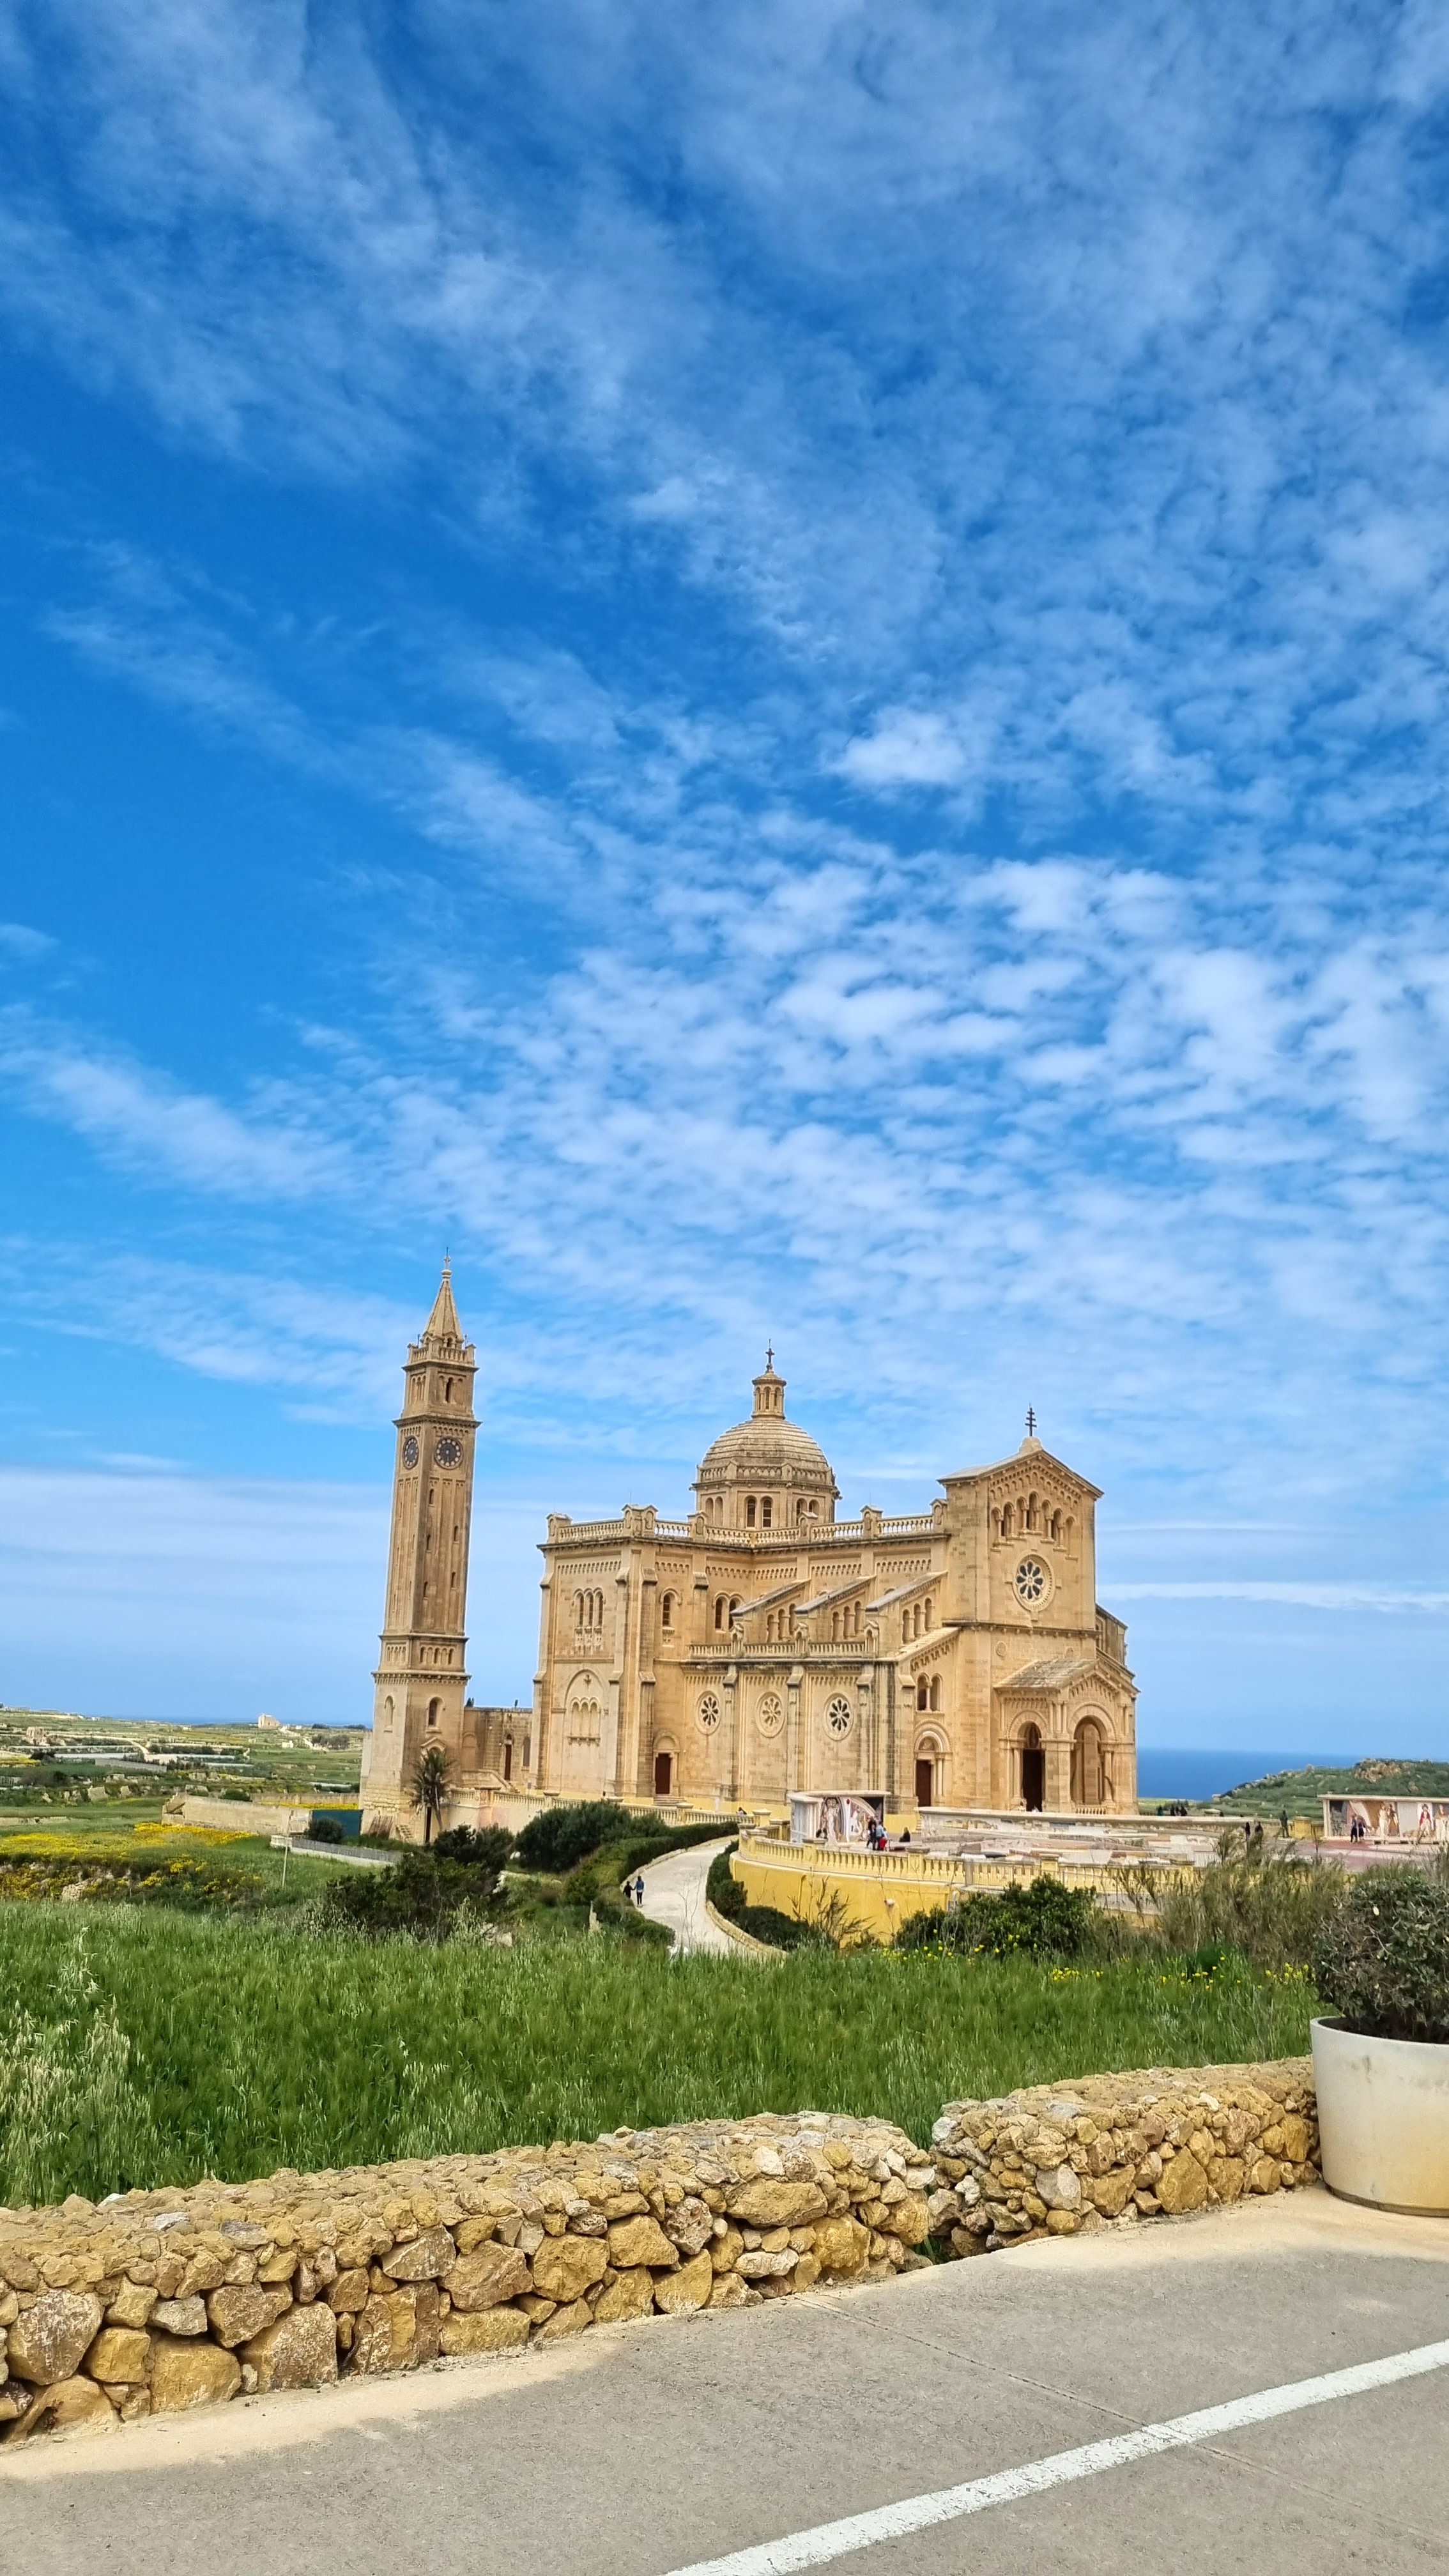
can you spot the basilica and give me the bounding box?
[360,1274,1138,1829]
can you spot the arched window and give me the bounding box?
[1001,1503,1014,1539]
[427,1698,441,1729]
[444,1377,454,1402]
[661,1591,675,1632]
[572,1590,583,1627]
[761,1494,772,1528]
[714,1595,726,1631]
[1049,1510,1061,1541]
[1026,1494,1038,1532]
[502,1738,513,1782]
[746,1496,757,1528]
[930,1675,941,1712]
[729,1597,742,1627]
[832,1610,841,1640]
[916,1676,928,1712]
[383,1695,394,1731]
[924,1597,934,1631]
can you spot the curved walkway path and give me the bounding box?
[632,1837,740,1956]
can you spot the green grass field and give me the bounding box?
[0,1810,356,1912]
[0,1899,1315,2209]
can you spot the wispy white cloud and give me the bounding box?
[0,1011,340,1200]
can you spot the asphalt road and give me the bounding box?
[6,2189,1449,2574]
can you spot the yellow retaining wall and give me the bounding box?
[732,1833,1184,1940]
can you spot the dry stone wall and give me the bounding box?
[0,2113,934,2442]
[0,2062,1323,2445]
[929,2058,1319,2253]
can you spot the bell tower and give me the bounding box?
[363,1264,477,1815]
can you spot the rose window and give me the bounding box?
[696,1692,722,1733]
[1014,1558,1048,1606]
[756,1692,784,1738]
[824,1695,853,1740]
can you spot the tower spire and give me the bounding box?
[418,1259,464,1355]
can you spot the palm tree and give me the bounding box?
[410,1742,453,1846]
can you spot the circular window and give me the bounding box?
[824,1695,853,1740]
[401,1435,420,1468]
[756,1692,784,1738]
[1014,1558,1048,1606]
[436,1435,463,1468]
[696,1692,722,1733]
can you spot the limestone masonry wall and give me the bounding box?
[0,2113,934,2443]
[0,2062,1321,2445]
[929,2058,1319,2253]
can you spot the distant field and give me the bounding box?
[1204,1762,1449,1819]
[0,1810,350,1910]
[0,1899,1315,2207]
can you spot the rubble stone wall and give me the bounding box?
[0,2113,935,2443]
[928,2058,1319,2253]
[0,2060,1322,2445]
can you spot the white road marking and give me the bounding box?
[661,2334,1449,2576]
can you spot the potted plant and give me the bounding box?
[1312,1867,1449,2214]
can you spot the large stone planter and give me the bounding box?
[1311,2017,1449,2215]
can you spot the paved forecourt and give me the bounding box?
[6,2188,1449,2575]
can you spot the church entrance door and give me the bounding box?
[1021,1742,1045,1811]
[915,1756,934,1807]
[654,1751,672,1798]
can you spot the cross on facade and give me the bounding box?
[1025,1406,1037,1436]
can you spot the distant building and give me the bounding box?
[256,1713,280,1731]
[361,1273,1137,1830]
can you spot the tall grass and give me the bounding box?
[1142,1850,1347,1969]
[0,1903,1315,2207]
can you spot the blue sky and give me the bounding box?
[3,0,1449,1751]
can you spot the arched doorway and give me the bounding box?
[915,1756,934,1806]
[654,1749,673,1798]
[1071,1718,1106,1808]
[1020,1724,1045,1812]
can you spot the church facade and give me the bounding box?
[362,1276,1137,1828]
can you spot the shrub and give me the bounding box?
[318,1845,506,1942]
[705,1845,813,1951]
[308,1816,345,1844]
[515,1802,634,1874]
[1314,1867,1449,2044]
[433,1825,512,1880]
[1151,1850,1344,1972]
[894,1876,1096,1960]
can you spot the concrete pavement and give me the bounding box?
[634,1837,739,1954]
[6,2188,1449,2573]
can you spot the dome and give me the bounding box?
[693,1360,837,1528]
[698,1413,835,1485]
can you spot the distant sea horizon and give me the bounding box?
[1135,1747,1355,1802]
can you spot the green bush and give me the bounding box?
[318,1845,506,1942]
[307,1816,345,1844]
[893,1876,1096,1960]
[433,1826,512,1878]
[706,1845,812,1951]
[1314,1867,1449,2044]
[514,1803,630,1873]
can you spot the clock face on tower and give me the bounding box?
[401,1436,420,1468]
[435,1436,463,1468]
